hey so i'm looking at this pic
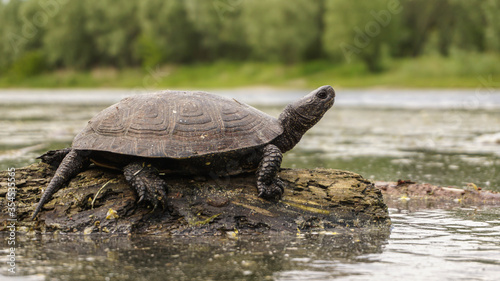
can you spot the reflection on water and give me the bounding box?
[0,229,390,281]
[1,207,499,280]
[1,89,500,280]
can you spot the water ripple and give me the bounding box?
[333,208,500,280]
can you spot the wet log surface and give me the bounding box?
[376,180,500,210]
[0,163,389,235]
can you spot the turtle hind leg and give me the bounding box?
[123,162,168,211]
[32,149,91,220]
[37,148,72,167]
[257,144,285,200]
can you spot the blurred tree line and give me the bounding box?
[1,0,499,77]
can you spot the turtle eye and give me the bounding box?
[316,90,328,99]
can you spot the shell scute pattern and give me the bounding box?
[94,105,127,135]
[128,98,170,135]
[173,98,221,134]
[72,91,282,158]
[222,105,252,131]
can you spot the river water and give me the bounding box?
[0,88,499,280]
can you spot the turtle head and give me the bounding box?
[287,85,335,123]
[273,85,335,152]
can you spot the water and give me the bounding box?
[337,207,500,281]
[1,88,500,280]
[1,207,499,280]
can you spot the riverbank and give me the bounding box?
[1,55,500,89]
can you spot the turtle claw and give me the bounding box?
[146,183,168,210]
[139,178,168,210]
[257,178,285,200]
[124,162,169,211]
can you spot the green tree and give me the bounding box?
[395,0,486,57]
[85,0,140,67]
[482,0,500,51]
[1,0,498,76]
[0,0,24,71]
[136,0,199,66]
[323,0,401,71]
[241,0,321,63]
[18,0,47,52]
[397,0,440,57]
[184,0,249,61]
[449,0,485,53]
[42,0,96,69]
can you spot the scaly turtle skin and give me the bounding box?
[32,86,335,219]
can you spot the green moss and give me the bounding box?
[282,200,331,215]
[188,214,221,227]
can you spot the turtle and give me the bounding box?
[32,85,335,219]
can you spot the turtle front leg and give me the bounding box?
[123,162,168,210]
[257,144,285,200]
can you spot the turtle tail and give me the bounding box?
[32,149,91,220]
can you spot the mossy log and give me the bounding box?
[376,180,500,210]
[0,163,390,235]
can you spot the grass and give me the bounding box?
[1,53,500,89]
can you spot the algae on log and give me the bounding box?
[0,163,390,235]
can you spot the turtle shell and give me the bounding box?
[72,91,283,158]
